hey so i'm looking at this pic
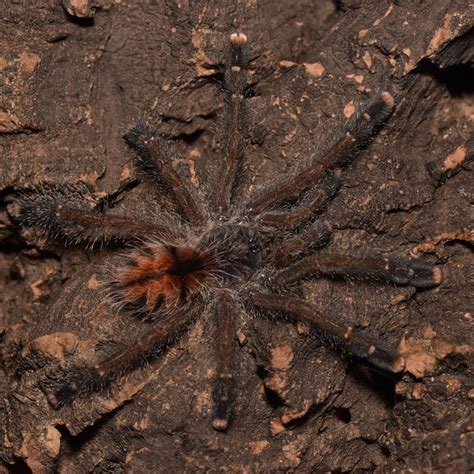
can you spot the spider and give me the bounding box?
[17,32,442,432]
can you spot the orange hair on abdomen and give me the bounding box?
[114,242,214,314]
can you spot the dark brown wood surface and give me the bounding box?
[1,1,472,472]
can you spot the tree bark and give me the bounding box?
[1,1,472,472]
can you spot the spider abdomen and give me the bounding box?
[109,242,216,314]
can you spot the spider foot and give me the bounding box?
[388,259,443,288]
[212,374,235,432]
[42,366,101,408]
[123,124,165,184]
[17,184,93,244]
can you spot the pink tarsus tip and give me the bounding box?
[391,355,406,373]
[212,418,229,432]
[230,32,247,46]
[380,91,395,108]
[432,266,443,285]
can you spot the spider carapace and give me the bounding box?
[18,32,442,432]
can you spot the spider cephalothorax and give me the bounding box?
[17,32,442,432]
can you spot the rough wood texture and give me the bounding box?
[1,1,472,472]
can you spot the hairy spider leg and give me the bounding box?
[50,307,201,407]
[249,292,405,374]
[271,219,333,266]
[272,254,443,289]
[124,125,205,225]
[246,91,395,218]
[260,170,339,263]
[258,169,341,231]
[18,186,176,246]
[211,293,237,431]
[211,32,249,214]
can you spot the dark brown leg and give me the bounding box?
[211,32,249,215]
[125,125,204,225]
[272,254,443,288]
[18,186,177,246]
[246,92,395,217]
[48,308,200,407]
[270,219,332,265]
[258,170,340,231]
[249,291,405,374]
[212,293,237,431]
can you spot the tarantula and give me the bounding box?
[18,32,442,432]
